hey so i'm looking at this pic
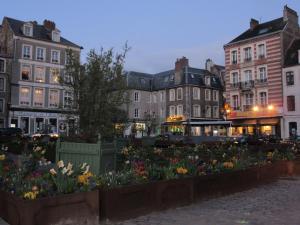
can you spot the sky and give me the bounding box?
[1,0,300,73]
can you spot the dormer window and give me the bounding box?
[23,23,33,37]
[205,76,211,86]
[52,30,60,42]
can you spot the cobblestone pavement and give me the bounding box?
[102,177,300,225]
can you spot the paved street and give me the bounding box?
[1,177,300,225]
[103,177,300,225]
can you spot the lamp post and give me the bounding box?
[184,111,190,137]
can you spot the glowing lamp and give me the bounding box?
[253,106,259,112]
[267,105,274,110]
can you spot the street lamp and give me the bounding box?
[267,105,274,110]
[252,106,259,112]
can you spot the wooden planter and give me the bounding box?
[0,190,99,225]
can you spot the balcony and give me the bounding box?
[255,78,268,85]
[240,80,254,91]
[244,57,252,63]
[229,82,240,89]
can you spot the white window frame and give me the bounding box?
[213,106,219,118]
[134,91,140,102]
[176,104,183,115]
[160,91,165,102]
[19,86,32,106]
[52,30,61,42]
[0,58,6,73]
[256,41,267,59]
[245,93,254,106]
[231,71,239,83]
[33,87,45,107]
[205,89,211,101]
[49,89,60,108]
[63,90,73,109]
[51,50,60,64]
[231,49,238,64]
[20,64,32,81]
[193,104,201,117]
[205,76,211,86]
[169,105,176,116]
[23,23,33,37]
[177,88,183,100]
[205,105,211,118]
[36,47,46,61]
[232,94,239,110]
[243,69,253,82]
[193,87,200,100]
[134,108,139,118]
[34,66,45,83]
[169,89,175,101]
[22,44,32,59]
[50,68,60,84]
[258,91,268,106]
[257,65,267,81]
[212,90,219,102]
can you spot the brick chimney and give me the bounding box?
[283,5,298,26]
[175,57,189,72]
[43,20,56,30]
[250,18,259,30]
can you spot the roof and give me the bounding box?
[285,39,300,67]
[4,17,81,49]
[227,17,286,45]
[126,67,223,91]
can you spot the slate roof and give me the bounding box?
[4,17,81,49]
[284,39,300,67]
[226,17,286,45]
[126,67,223,91]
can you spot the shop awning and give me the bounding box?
[182,121,232,125]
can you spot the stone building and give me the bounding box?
[224,5,300,137]
[125,57,226,137]
[0,17,81,135]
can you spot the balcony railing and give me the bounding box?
[230,82,240,89]
[240,80,254,90]
[244,57,252,63]
[256,78,268,84]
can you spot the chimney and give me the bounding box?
[283,5,299,25]
[250,18,259,30]
[205,58,214,72]
[43,19,56,30]
[175,56,189,72]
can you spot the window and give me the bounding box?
[152,93,157,103]
[244,70,252,82]
[245,93,253,108]
[21,64,32,81]
[205,89,211,101]
[259,92,267,106]
[231,50,237,64]
[33,88,44,107]
[169,105,176,116]
[51,50,60,63]
[287,96,295,111]
[49,89,59,108]
[64,91,73,108]
[64,72,73,84]
[259,67,267,82]
[134,108,139,118]
[22,45,32,59]
[212,90,219,101]
[52,30,60,42]
[193,87,200,100]
[205,76,211,86]
[169,89,175,101]
[177,88,183,100]
[36,47,45,61]
[213,106,219,118]
[34,66,45,83]
[160,109,164,117]
[0,99,3,112]
[23,24,33,36]
[257,44,265,58]
[50,68,60,83]
[232,95,239,110]
[232,72,239,84]
[20,87,31,106]
[160,91,165,102]
[0,78,5,91]
[286,71,294,85]
[244,47,252,62]
[134,91,139,102]
[0,59,5,73]
[205,105,211,118]
[177,105,183,115]
[193,105,201,117]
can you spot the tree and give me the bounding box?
[63,45,130,138]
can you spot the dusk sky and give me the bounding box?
[2,0,300,73]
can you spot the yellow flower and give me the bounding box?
[223,162,234,169]
[0,154,5,161]
[57,160,64,168]
[212,159,217,165]
[77,172,93,185]
[267,152,273,159]
[66,162,73,171]
[176,167,188,175]
[23,191,39,200]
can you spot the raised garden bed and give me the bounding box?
[100,161,293,221]
[0,190,99,225]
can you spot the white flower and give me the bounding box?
[62,167,68,174]
[108,171,113,176]
[81,163,87,169]
[84,165,90,174]
[57,160,64,168]
[195,155,199,160]
[67,170,74,176]
[66,162,73,171]
[50,168,57,175]
[125,160,130,164]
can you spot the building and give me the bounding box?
[224,6,300,137]
[282,39,300,138]
[0,17,81,135]
[124,57,226,137]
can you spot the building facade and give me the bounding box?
[224,6,300,137]
[0,17,81,135]
[125,57,226,137]
[282,39,300,138]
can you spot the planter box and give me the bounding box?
[0,190,99,225]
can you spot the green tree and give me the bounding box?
[64,45,129,138]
